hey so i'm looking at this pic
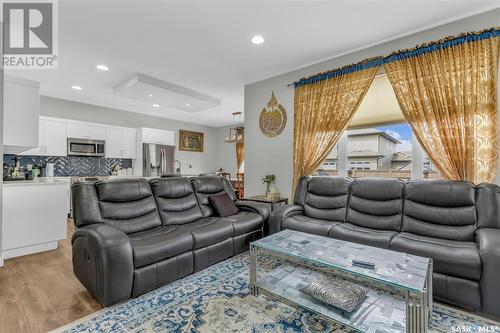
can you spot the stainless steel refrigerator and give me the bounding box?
[142,143,175,177]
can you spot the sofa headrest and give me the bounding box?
[405,179,475,207]
[308,177,350,196]
[149,177,194,199]
[351,178,404,200]
[95,178,153,202]
[475,183,500,229]
[191,176,225,194]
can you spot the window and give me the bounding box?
[344,123,413,179]
[319,74,443,180]
[422,152,442,179]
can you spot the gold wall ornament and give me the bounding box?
[259,91,287,137]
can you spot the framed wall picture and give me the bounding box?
[179,130,204,152]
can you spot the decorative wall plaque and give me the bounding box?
[259,91,287,137]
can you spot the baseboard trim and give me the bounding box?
[2,241,58,260]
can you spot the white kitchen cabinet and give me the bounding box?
[105,127,123,158]
[43,119,67,156]
[2,180,69,259]
[21,118,67,156]
[3,76,40,154]
[105,127,137,158]
[67,122,106,140]
[141,127,175,145]
[122,129,137,158]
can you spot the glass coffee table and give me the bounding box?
[249,229,432,333]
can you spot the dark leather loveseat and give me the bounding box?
[269,176,500,318]
[72,176,269,306]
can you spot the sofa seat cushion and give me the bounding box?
[129,227,193,268]
[218,211,262,236]
[282,215,339,236]
[390,232,481,281]
[176,218,234,249]
[328,223,398,248]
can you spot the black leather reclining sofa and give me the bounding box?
[270,176,500,317]
[71,176,269,306]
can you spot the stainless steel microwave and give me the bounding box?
[67,138,105,157]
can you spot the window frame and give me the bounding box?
[335,122,426,179]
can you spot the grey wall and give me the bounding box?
[40,96,237,176]
[214,125,239,175]
[245,9,500,199]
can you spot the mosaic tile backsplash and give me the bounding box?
[3,154,133,177]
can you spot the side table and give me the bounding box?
[242,195,289,212]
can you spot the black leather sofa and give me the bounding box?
[270,176,500,318]
[71,176,269,306]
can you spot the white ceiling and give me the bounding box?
[7,1,500,127]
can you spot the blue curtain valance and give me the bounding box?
[384,28,499,64]
[293,57,383,88]
[292,27,500,88]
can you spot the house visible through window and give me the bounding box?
[318,73,442,180]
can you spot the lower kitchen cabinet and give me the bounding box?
[2,180,70,259]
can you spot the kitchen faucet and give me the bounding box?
[173,160,181,174]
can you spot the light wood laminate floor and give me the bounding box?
[0,219,102,333]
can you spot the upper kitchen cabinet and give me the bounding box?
[122,129,137,158]
[105,127,137,159]
[140,127,175,145]
[67,122,106,140]
[21,117,67,156]
[3,76,40,154]
[42,118,67,156]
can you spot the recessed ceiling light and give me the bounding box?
[186,103,190,107]
[152,104,160,108]
[96,64,109,71]
[149,94,153,97]
[251,35,264,45]
[72,85,82,90]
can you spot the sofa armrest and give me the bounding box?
[269,205,304,235]
[72,223,134,306]
[235,201,270,221]
[476,228,500,317]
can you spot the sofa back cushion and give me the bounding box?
[192,176,235,217]
[94,179,161,234]
[150,177,203,225]
[347,178,404,231]
[476,183,500,229]
[303,177,350,221]
[403,179,477,241]
[72,182,102,227]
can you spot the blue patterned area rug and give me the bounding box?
[53,253,499,333]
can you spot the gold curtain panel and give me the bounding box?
[293,62,380,191]
[236,142,244,173]
[384,32,499,184]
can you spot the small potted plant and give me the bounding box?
[262,174,276,198]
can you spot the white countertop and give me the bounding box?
[2,177,71,186]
